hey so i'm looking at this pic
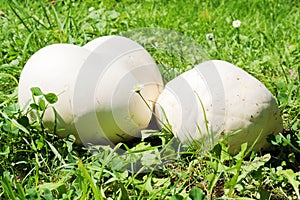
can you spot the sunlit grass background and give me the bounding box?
[0,0,299,199]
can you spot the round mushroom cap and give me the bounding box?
[155,60,283,154]
[18,44,90,140]
[18,36,164,146]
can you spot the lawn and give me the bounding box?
[0,0,299,199]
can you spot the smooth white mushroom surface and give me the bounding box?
[75,36,164,144]
[18,36,164,146]
[18,44,90,139]
[155,60,283,154]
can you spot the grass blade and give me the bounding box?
[78,159,102,200]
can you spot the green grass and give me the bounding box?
[0,0,299,199]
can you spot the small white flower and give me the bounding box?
[206,33,214,41]
[288,69,298,79]
[88,7,95,12]
[133,84,144,94]
[232,20,241,28]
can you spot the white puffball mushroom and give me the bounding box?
[18,44,91,139]
[76,35,164,144]
[155,60,283,154]
[18,36,164,146]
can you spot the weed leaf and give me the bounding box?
[189,187,205,200]
[44,93,58,104]
[30,87,43,96]
[277,169,300,199]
